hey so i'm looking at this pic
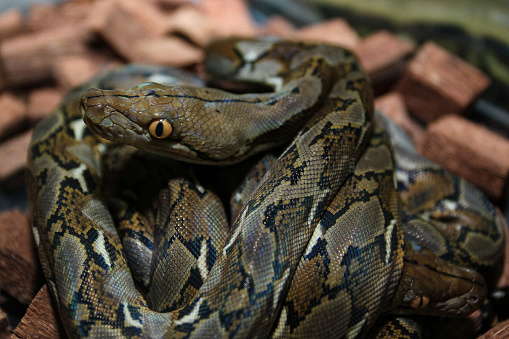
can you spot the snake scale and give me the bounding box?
[27,38,506,338]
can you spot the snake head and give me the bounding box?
[80,82,244,164]
[391,245,487,317]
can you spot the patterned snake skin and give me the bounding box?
[27,38,506,338]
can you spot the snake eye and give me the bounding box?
[149,119,172,139]
[410,295,430,310]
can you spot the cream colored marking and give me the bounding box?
[68,163,89,192]
[174,298,203,326]
[70,119,87,141]
[32,226,40,246]
[272,268,290,310]
[267,77,284,91]
[385,219,397,264]
[123,303,143,328]
[396,170,409,186]
[93,232,111,267]
[308,190,329,228]
[222,208,247,255]
[393,170,398,190]
[346,313,369,339]
[196,184,205,194]
[197,240,209,280]
[236,41,272,63]
[147,74,178,85]
[442,199,458,211]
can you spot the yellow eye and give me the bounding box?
[149,119,172,139]
[410,295,430,310]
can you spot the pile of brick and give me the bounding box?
[0,0,508,338]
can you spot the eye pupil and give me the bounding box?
[149,119,172,139]
[155,121,164,136]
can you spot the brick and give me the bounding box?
[296,18,360,49]
[0,130,33,182]
[0,8,23,41]
[26,0,94,32]
[396,42,490,123]
[0,307,11,339]
[27,88,64,123]
[418,115,509,201]
[0,26,91,87]
[166,5,215,46]
[0,93,26,141]
[375,92,424,145]
[0,209,42,305]
[354,31,415,85]
[260,15,296,37]
[132,36,203,66]
[197,0,257,38]
[52,54,103,90]
[11,285,66,339]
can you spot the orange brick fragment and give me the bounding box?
[375,92,424,145]
[197,0,257,38]
[27,88,65,123]
[166,5,215,46]
[26,0,95,32]
[0,209,42,304]
[296,18,360,49]
[52,54,103,90]
[0,8,23,41]
[132,36,203,66]
[12,285,66,339]
[0,93,26,140]
[396,42,490,123]
[0,130,33,182]
[354,31,415,84]
[418,115,509,201]
[0,26,91,86]
[260,15,296,37]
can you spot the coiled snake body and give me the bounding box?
[27,39,505,338]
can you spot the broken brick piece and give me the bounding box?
[296,18,360,49]
[11,285,66,339]
[0,93,26,141]
[418,115,509,201]
[52,54,103,90]
[0,26,91,87]
[396,41,490,123]
[27,88,65,123]
[0,209,42,305]
[0,130,33,182]
[354,30,415,86]
[260,15,296,37]
[166,5,215,46]
[0,8,24,41]
[197,0,257,38]
[375,92,424,145]
[26,0,95,32]
[132,36,203,66]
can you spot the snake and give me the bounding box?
[26,38,506,338]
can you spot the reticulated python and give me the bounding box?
[27,38,505,338]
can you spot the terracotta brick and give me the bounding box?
[0,8,23,41]
[132,36,203,66]
[0,130,33,182]
[396,42,490,123]
[0,93,26,141]
[260,15,296,37]
[11,285,66,339]
[0,26,91,86]
[296,18,360,49]
[354,31,415,84]
[52,54,103,90]
[418,115,509,201]
[197,0,257,38]
[166,5,215,46]
[375,92,424,145]
[0,209,42,305]
[27,88,65,123]
[26,0,95,32]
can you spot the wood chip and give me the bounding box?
[0,25,91,87]
[197,0,258,38]
[354,31,415,86]
[296,18,360,49]
[418,115,509,201]
[396,41,491,123]
[11,285,66,339]
[27,88,65,123]
[132,36,203,66]
[0,209,42,305]
[0,130,33,182]
[0,8,24,41]
[0,93,26,141]
[375,92,424,145]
